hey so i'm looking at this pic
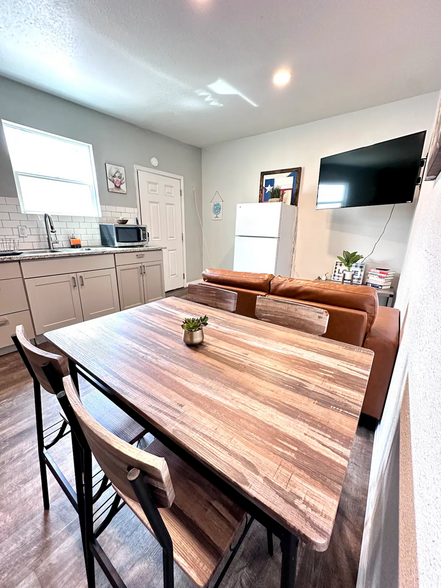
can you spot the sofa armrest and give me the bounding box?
[362,306,400,419]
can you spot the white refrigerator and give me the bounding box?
[233,203,297,276]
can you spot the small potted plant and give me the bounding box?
[337,250,364,283]
[182,315,208,346]
[268,186,283,202]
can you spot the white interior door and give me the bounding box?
[137,169,184,292]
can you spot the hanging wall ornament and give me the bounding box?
[211,191,223,220]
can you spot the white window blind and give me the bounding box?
[2,120,101,217]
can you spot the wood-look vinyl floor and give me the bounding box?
[0,346,373,588]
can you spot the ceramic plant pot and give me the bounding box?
[182,328,204,346]
[342,270,354,284]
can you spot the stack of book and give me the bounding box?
[366,268,395,289]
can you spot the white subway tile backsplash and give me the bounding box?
[0,205,19,213]
[0,197,6,205]
[5,205,139,250]
[5,197,20,205]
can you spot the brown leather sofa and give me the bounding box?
[201,268,400,421]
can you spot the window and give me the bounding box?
[2,120,101,217]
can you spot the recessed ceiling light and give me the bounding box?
[273,70,292,86]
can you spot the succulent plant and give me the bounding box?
[181,315,209,332]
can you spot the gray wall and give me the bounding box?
[0,76,203,281]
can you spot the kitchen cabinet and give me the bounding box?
[0,262,35,350]
[26,268,120,335]
[117,264,145,310]
[25,273,84,334]
[79,269,120,321]
[116,253,165,311]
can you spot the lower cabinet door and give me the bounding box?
[78,268,120,321]
[143,260,165,303]
[25,274,83,335]
[116,263,145,310]
[0,310,35,349]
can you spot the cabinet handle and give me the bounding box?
[0,318,9,327]
[143,265,146,274]
[136,253,145,258]
[139,265,143,275]
[79,275,84,287]
[72,276,77,288]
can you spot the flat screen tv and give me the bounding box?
[316,131,426,210]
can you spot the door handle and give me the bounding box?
[72,276,77,288]
[0,318,9,326]
[79,275,84,287]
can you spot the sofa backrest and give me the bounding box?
[270,277,378,336]
[202,269,273,292]
[202,268,274,319]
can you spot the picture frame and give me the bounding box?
[426,97,441,181]
[259,167,302,205]
[331,261,366,285]
[106,163,127,194]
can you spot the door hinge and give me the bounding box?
[180,189,183,197]
[181,233,184,242]
[183,273,185,279]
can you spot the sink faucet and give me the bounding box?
[44,213,59,251]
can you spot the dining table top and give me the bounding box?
[45,296,374,552]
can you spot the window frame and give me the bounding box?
[2,120,101,217]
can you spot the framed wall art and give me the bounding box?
[331,261,366,285]
[259,167,302,205]
[106,163,127,194]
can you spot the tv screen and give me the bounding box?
[316,131,426,210]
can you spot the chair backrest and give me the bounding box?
[63,375,175,508]
[187,284,238,313]
[15,325,68,394]
[255,296,329,336]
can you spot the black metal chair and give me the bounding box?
[12,325,147,513]
[58,373,254,588]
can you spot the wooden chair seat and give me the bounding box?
[115,439,246,588]
[82,390,145,444]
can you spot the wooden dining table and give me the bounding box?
[45,296,374,587]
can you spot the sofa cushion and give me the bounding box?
[202,268,273,293]
[267,296,367,346]
[362,306,400,419]
[270,277,378,335]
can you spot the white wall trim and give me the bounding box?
[134,164,188,287]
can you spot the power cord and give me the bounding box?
[362,204,396,263]
[193,188,213,268]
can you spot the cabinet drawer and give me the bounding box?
[0,310,35,349]
[115,250,163,266]
[21,254,115,278]
[0,278,28,314]
[0,262,21,280]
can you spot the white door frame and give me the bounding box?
[134,165,187,288]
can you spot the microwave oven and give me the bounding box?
[99,224,148,247]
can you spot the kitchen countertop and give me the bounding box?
[0,246,164,263]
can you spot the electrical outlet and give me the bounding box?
[18,225,28,237]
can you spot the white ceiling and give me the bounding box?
[2,0,441,147]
